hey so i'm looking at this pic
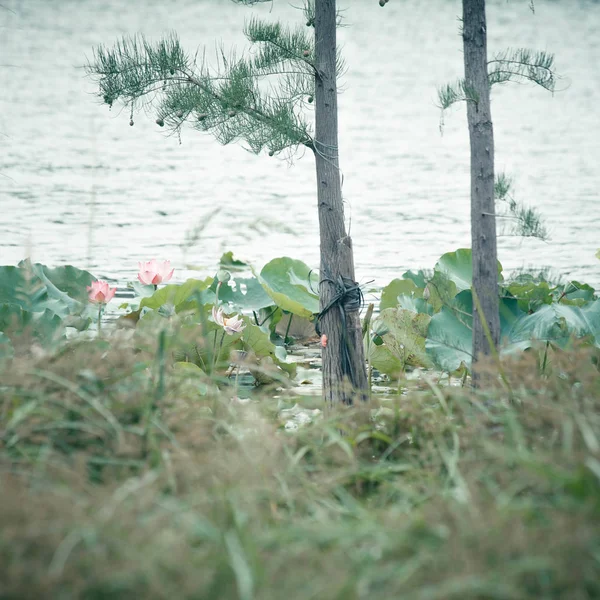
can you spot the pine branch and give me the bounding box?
[494,173,549,241]
[437,47,557,111]
[488,48,556,92]
[232,0,316,27]
[494,172,513,202]
[87,2,345,157]
[86,29,314,156]
[91,35,189,108]
[437,79,478,111]
[245,18,315,74]
[244,17,345,81]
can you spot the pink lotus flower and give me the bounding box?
[137,260,174,286]
[87,280,116,304]
[212,305,246,335]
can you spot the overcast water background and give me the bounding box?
[1,0,599,289]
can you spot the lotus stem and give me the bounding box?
[97,304,103,335]
[362,304,374,337]
[362,304,375,398]
[212,329,226,372]
[284,314,293,344]
[211,329,218,372]
[258,306,279,327]
[541,340,550,374]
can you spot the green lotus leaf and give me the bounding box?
[380,278,420,311]
[0,266,33,308]
[369,343,404,379]
[424,271,458,313]
[402,269,428,290]
[242,321,296,379]
[397,295,434,316]
[506,280,553,313]
[140,277,215,312]
[36,263,95,303]
[173,361,209,395]
[434,248,503,292]
[0,304,65,349]
[132,280,156,299]
[136,306,239,369]
[257,258,319,318]
[255,305,283,337]
[426,290,524,372]
[29,263,87,317]
[218,276,274,312]
[508,306,570,348]
[243,320,278,359]
[219,251,249,272]
[508,299,600,349]
[371,307,432,376]
[425,305,473,373]
[0,262,92,321]
[168,315,296,381]
[173,361,205,374]
[0,331,14,363]
[555,281,596,306]
[498,296,526,332]
[134,308,179,342]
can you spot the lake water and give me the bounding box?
[1,0,599,290]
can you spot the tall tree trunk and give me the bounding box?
[313,0,368,405]
[463,0,500,385]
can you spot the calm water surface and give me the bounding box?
[1,0,599,288]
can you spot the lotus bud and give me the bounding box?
[217,269,231,284]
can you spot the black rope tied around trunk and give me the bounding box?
[315,274,363,388]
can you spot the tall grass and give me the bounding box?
[1,330,599,599]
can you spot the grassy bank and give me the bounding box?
[1,331,599,599]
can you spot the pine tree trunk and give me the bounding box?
[313,0,368,405]
[463,0,500,385]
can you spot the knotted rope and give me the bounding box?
[315,273,363,387]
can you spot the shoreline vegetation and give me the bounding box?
[2,0,598,596]
[1,250,600,598]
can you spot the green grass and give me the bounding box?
[1,330,599,599]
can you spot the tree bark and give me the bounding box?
[313,0,368,405]
[463,0,500,385]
